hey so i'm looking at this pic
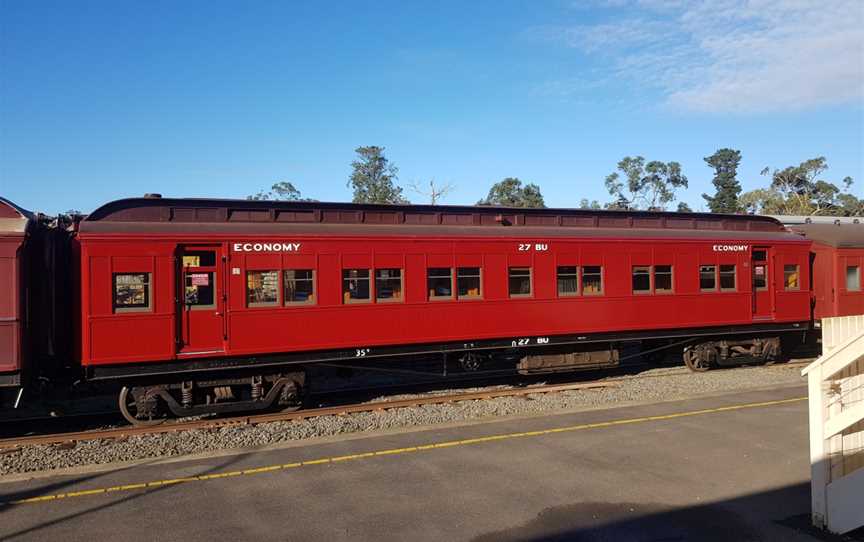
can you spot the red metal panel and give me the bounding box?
[342,253,372,268]
[75,228,814,369]
[374,253,403,268]
[427,254,453,267]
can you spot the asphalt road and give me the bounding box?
[0,385,844,542]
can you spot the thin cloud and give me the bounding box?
[544,0,864,113]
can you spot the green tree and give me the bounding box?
[477,177,545,208]
[740,157,861,216]
[348,146,408,204]
[702,148,743,213]
[578,198,601,210]
[604,156,688,211]
[248,181,308,201]
[677,202,693,213]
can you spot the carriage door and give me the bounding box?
[751,247,773,320]
[177,245,226,355]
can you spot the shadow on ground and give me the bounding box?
[473,482,863,542]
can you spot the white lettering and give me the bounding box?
[712,244,749,252]
[231,241,303,252]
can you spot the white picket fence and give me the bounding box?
[802,315,864,534]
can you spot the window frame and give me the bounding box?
[556,266,580,297]
[700,264,718,292]
[246,270,281,308]
[427,267,454,301]
[342,268,373,304]
[582,265,604,296]
[112,272,153,313]
[283,269,316,306]
[653,264,674,294]
[847,265,861,292]
[632,265,653,295]
[783,264,800,291]
[508,266,533,298]
[456,266,483,300]
[374,268,404,303]
[719,264,737,292]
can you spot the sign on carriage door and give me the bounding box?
[752,247,773,319]
[177,245,225,355]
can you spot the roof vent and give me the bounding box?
[143,193,162,199]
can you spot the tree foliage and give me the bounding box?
[348,146,408,204]
[477,177,545,208]
[604,156,688,211]
[740,157,862,216]
[247,181,309,201]
[578,198,601,210]
[702,148,742,213]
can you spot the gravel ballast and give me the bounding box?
[0,364,807,477]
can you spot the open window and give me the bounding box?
[582,266,603,295]
[343,269,371,303]
[700,265,717,291]
[428,268,453,299]
[375,268,403,302]
[284,269,315,305]
[557,266,579,296]
[508,267,532,298]
[457,267,481,299]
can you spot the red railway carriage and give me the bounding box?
[781,220,864,320]
[75,196,812,423]
[0,198,34,400]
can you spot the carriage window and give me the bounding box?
[509,267,532,298]
[247,270,279,306]
[557,266,579,296]
[375,269,403,301]
[582,266,603,295]
[284,269,314,305]
[428,268,453,299]
[700,265,717,291]
[720,265,736,291]
[753,266,767,290]
[113,273,151,312]
[784,264,800,290]
[343,269,371,303]
[847,266,861,291]
[184,272,215,308]
[654,265,673,293]
[457,267,481,299]
[182,251,216,267]
[632,266,651,294]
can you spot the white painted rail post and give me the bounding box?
[802,315,864,535]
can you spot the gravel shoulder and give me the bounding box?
[0,363,808,478]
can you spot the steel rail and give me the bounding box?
[0,380,614,450]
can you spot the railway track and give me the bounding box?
[0,359,812,452]
[0,380,615,450]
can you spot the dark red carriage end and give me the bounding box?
[0,197,33,390]
[782,220,864,319]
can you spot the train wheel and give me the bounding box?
[683,348,713,372]
[119,386,167,426]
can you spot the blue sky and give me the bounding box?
[1,0,862,215]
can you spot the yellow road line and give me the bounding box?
[4,396,806,506]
